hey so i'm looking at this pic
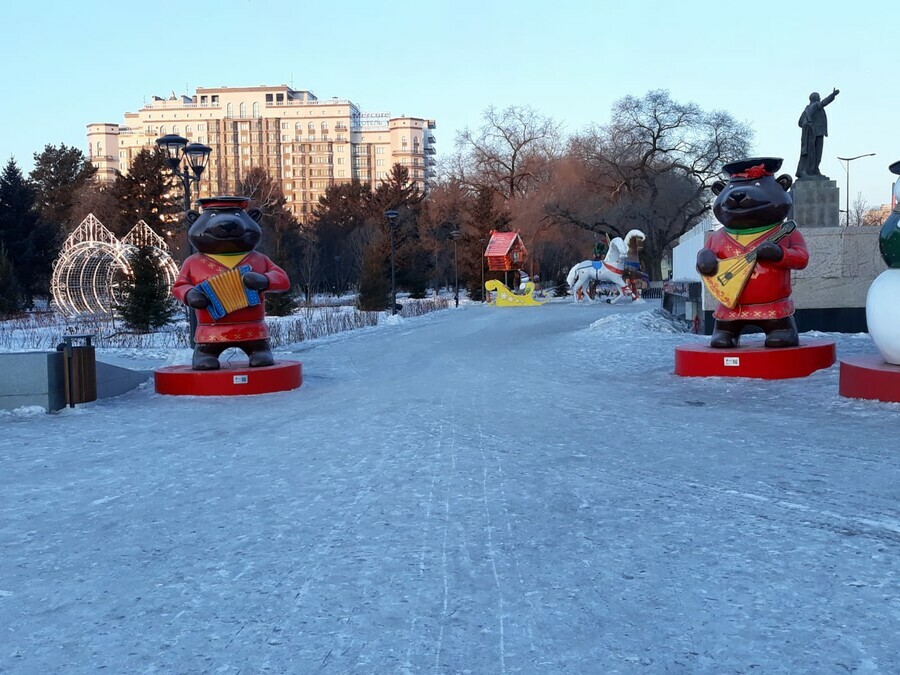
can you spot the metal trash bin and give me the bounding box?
[57,334,97,407]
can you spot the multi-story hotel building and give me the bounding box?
[87,85,437,221]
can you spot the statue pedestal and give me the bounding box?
[839,355,900,402]
[674,340,836,379]
[790,178,840,228]
[154,360,303,396]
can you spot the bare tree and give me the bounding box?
[845,192,883,227]
[238,167,285,215]
[453,105,562,202]
[297,230,321,306]
[548,90,752,279]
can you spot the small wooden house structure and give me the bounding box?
[484,231,528,271]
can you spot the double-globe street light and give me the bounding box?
[837,152,876,226]
[385,209,399,315]
[155,133,212,344]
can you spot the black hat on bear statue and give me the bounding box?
[721,157,783,178]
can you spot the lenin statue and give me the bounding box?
[796,88,839,179]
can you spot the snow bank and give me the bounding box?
[587,308,690,336]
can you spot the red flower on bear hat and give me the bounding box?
[731,164,772,180]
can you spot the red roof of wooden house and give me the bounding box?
[484,231,528,271]
[484,231,521,257]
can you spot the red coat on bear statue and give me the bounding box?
[696,158,809,349]
[173,197,290,371]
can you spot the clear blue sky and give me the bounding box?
[3,0,895,209]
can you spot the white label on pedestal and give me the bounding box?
[724,357,740,367]
[233,375,249,384]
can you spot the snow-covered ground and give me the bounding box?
[1,300,899,673]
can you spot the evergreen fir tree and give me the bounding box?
[357,244,390,311]
[266,288,297,317]
[29,144,97,229]
[118,245,179,332]
[554,270,569,297]
[0,244,23,317]
[112,148,180,239]
[0,158,59,307]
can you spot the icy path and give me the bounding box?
[1,302,899,673]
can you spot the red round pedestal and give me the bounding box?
[839,354,900,402]
[154,360,302,396]
[674,340,836,379]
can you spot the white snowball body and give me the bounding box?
[866,268,900,365]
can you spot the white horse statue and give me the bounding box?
[566,229,646,304]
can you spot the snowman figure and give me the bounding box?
[865,160,900,364]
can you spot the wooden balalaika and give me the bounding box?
[196,264,261,320]
[702,220,796,310]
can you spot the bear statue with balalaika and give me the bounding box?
[696,157,809,348]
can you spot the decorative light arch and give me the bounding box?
[51,214,179,317]
[120,220,180,291]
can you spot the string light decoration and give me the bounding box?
[51,214,179,317]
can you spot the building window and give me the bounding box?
[321,121,328,130]
[226,103,234,118]
[160,126,167,135]
[173,126,179,135]
[253,102,259,118]
[211,95,219,105]
[376,159,385,167]
[239,102,247,118]
[376,147,385,154]
[308,122,315,131]
[282,122,288,129]
[337,170,345,177]
[337,158,344,164]
[336,145,344,152]
[186,125,192,135]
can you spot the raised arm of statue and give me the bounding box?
[822,88,839,107]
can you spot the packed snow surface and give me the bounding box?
[1,301,898,673]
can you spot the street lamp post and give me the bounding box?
[450,229,461,308]
[480,237,487,302]
[838,153,876,226]
[334,255,341,297]
[155,134,212,345]
[385,209,399,315]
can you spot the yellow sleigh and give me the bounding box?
[485,280,547,307]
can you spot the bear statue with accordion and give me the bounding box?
[173,196,290,371]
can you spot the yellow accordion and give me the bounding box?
[196,265,261,320]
